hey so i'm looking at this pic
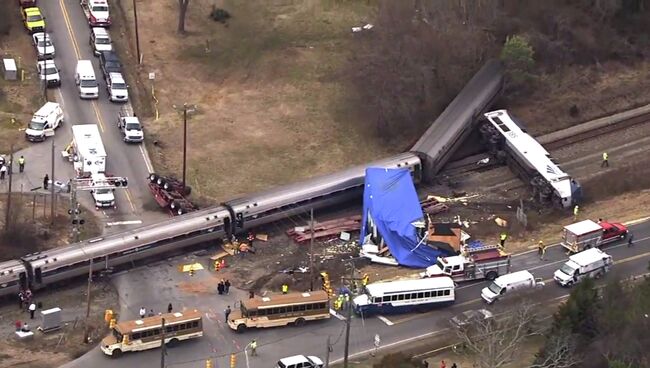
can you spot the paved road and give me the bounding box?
[2,0,166,233]
[60,221,650,368]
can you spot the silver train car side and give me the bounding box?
[1,154,421,297]
[411,59,504,182]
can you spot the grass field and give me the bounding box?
[113,0,396,202]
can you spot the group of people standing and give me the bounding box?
[0,155,25,180]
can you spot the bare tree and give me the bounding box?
[456,302,541,368]
[529,329,582,368]
[178,0,190,34]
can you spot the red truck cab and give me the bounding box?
[18,0,37,7]
[561,220,627,253]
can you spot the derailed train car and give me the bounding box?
[411,59,505,182]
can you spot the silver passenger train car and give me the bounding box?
[1,154,422,297]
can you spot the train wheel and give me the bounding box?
[163,182,171,191]
[177,208,185,216]
[148,173,158,183]
[182,185,192,196]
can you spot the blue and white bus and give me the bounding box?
[352,277,455,315]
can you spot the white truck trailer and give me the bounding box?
[69,124,106,177]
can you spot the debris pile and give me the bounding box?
[287,215,362,243]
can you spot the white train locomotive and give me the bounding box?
[480,110,582,208]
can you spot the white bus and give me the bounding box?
[101,310,203,358]
[353,277,455,315]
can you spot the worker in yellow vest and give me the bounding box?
[362,273,370,287]
[499,233,507,248]
[18,156,25,173]
[601,152,609,168]
[282,284,288,294]
[573,205,579,221]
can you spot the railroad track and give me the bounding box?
[439,107,650,179]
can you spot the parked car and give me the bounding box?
[89,27,112,56]
[22,7,45,34]
[32,32,55,60]
[36,60,61,87]
[18,0,37,8]
[275,355,324,368]
[99,51,121,80]
[106,73,128,102]
[450,309,494,329]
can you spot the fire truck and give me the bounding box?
[561,219,628,253]
[421,243,511,281]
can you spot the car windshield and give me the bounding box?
[44,67,58,75]
[96,37,111,45]
[37,39,53,48]
[27,15,43,22]
[559,263,577,276]
[95,188,111,195]
[112,82,127,90]
[92,5,109,11]
[80,79,97,88]
[487,282,502,295]
[125,123,141,130]
[28,121,45,130]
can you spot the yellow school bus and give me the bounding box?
[228,291,330,332]
[101,309,203,358]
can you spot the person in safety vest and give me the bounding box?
[282,284,288,294]
[499,233,507,247]
[601,152,609,168]
[18,156,25,173]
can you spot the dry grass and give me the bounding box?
[114,0,393,202]
[510,60,650,135]
[0,3,44,154]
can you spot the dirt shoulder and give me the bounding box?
[0,279,119,368]
[0,3,44,154]
[0,194,102,262]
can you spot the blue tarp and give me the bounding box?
[360,168,446,268]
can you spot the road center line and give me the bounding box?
[58,0,81,59]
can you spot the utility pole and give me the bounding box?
[83,257,93,343]
[160,317,167,368]
[342,259,356,368]
[309,208,315,291]
[5,146,14,231]
[133,0,141,64]
[42,18,48,102]
[324,335,331,368]
[50,140,55,224]
[181,103,188,190]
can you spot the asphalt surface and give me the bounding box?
[1,0,166,233]
[59,220,650,368]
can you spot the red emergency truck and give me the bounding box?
[561,219,628,253]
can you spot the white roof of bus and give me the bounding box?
[569,248,609,266]
[564,220,602,235]
[366,277,454,296]
[72,124,106,157]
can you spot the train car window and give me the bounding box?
[35,268,42,284]
[491,117,511,132]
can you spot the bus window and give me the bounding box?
[383,296,390,303]
[417,292,424,299]
[404,294,411,300]
[444,290,450,296]
[398,294,404,301]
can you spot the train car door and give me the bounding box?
[19,271,28,290]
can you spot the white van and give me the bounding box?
[481,270,544,304]
[75,60,99,99]
[25,102,64,142]
[90,27,112,55]
[554,248,613,287]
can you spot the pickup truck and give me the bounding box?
[422,243,511,281]
[80,0,112,27]
[561,219,627,253]
[117,112,143,143]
